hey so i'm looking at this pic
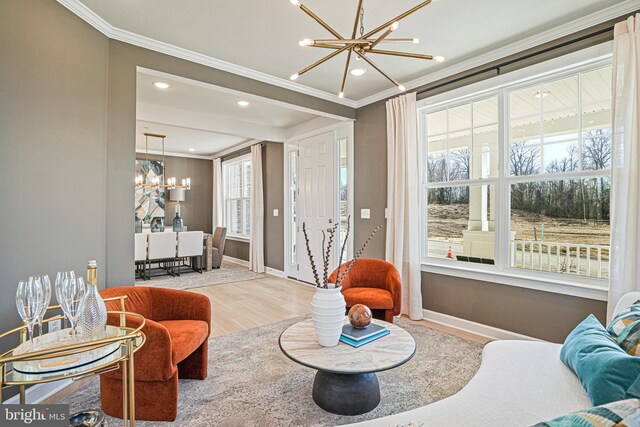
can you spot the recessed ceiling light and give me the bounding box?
[534,89,550,98]
[350,68,366,76]
[237,100,250,107]
[152,81,171,89]
[188,148,195,152]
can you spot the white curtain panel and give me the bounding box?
[385,92,423,320]
[609,14,640,320]
[250,144,265,273]
[212,157,223,229]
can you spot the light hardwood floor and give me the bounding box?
[191,274,491,344]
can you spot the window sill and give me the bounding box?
[226,234,251,243]
[421,261,608,302]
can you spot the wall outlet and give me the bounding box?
[273,209,279,217]
[360,209,371,219]
[48,319,62,333]
[385,208,388,219]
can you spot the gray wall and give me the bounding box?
[263,142,284,271]
[220,141,285,271]
[354,102,388,259]
[0,0,109,341]
[422,273,606,343]
[140,154,213,234]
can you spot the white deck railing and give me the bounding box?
[511,240,609,278]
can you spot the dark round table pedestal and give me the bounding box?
[312,370,381,415]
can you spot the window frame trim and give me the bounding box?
[222,153,252,241]
[417,42,613,301]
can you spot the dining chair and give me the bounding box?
[134,233,148,280]
[176,231,204,275]
[147,231,178,278]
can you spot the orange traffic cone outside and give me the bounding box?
[446,246,453,258]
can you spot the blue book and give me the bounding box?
[340,329,390,348]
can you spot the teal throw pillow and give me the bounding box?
[560,314,640,406]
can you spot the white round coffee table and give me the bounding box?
[279,317,416,415]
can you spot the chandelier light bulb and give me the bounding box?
[338,92,344,98]
[135,175,143,186]
[290,0,300,6]
[398,84,406,92]
[290,73,299,81]
[434,56,445,62]
[390,21,400,31]
[412,38,420,44]
[299,39,314,46]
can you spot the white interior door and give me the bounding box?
[296,131,336,284]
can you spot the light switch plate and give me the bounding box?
[273,209,279,217]
[385,208,388,219]
[360,209,371,219]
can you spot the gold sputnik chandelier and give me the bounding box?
[289,0,444,98]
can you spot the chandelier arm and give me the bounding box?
[366,48,434,60]
[354,50,401,87]
[307,43,344,49]
[299,4,344,39]
[369,28,394,50]
[340,48,354,96]
[312,38,415,44]
[296,45,350,77]
[361,0,432,39]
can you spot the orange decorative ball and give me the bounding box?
[348,304,372,329]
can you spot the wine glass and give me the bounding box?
[34,275,52,337]
[16,279,43,349]
[55,272,85,340]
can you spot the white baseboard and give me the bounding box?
[224,256,250,267]
[3,379,73,404]
[265,267,285,278]
[422,309,541,342]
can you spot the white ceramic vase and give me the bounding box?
[311,285,346,347]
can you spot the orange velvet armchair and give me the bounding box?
[98,286,210,421]
[329,258,401,323]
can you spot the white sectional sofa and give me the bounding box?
[348,292,640,427]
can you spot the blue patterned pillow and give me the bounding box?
[607,300,640,356]
[531,399,640,426]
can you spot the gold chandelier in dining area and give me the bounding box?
[289,0,444,98]
[135,133,191,190]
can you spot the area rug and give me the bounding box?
[62,317,485,426]
[138,261,266,290]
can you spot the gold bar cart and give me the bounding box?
[0,296,146,427]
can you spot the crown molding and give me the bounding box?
[57,0,639,110]
[56,0,357,108]
[354,0,640,107]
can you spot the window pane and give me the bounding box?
[228,164,242,199]
[243,160,252,198]
[426,184,495,262]
[448,104,471,132]
[543,141,579,173]
[427,110,447,136]
[510,140,541,176]
[510,177,610,278]
[582,68,612,171]
[229,199,242,235]
[243,199,251,235]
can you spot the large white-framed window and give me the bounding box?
[222,154,252,239]
[418,44,612,300]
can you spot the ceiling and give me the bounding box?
[72,0,626,103]
[136,70,333,156]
